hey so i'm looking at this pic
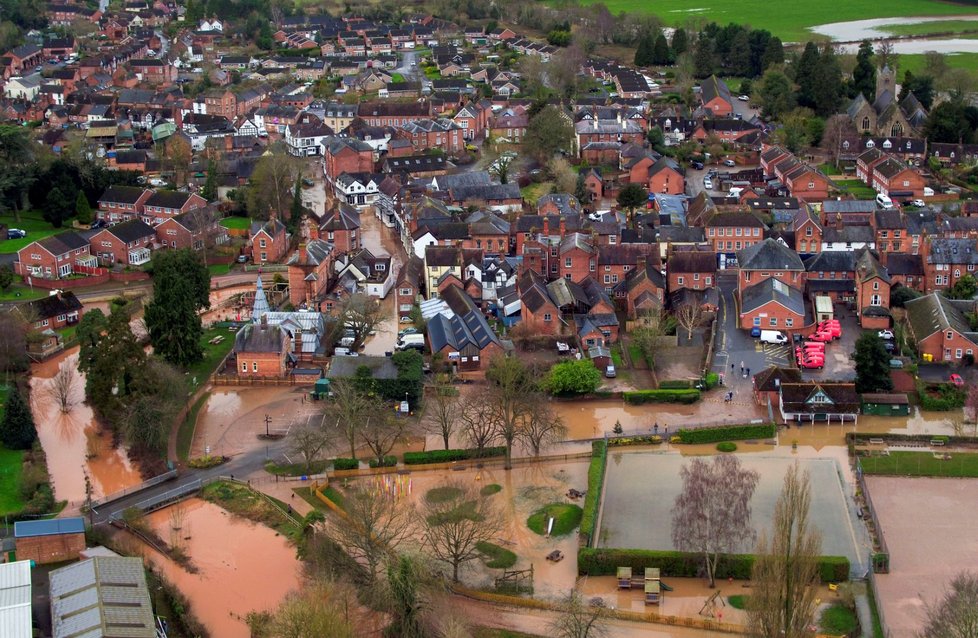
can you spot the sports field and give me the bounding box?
[598,453,865,571]
[571,0,974,42]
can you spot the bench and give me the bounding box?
[930,439,945,447]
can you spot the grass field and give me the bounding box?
[184,326,237,391]
[0,447,25,516]
[898,51,978,76]
[835,179,877,199]
[526,503,583,536]
[0,211,62,254]
[571,0,974,42]
[219,216,251,231]
[208,263,231,276]
[476,541,518,568]
[820,603,859,635]
[860,450,978,477]
[882,19,978,36]
[0,279,49,302]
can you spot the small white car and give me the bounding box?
[911,199,926,207]
[738,94,750,101]
[878,330,895,340]
[703,177,713,190]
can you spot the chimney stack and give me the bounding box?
[559,216,567,236]
[835,212,843,231]
[543,216,550,236]
[298,242,307,263]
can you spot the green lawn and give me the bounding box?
[184,325,237,391]
[476,541,518,569]
[610,346,624,368]
[423,66,441,80]
[898,51,978,76]
[526,503,584,536]
[0,280,49,302]
[860,450,978,477]
[570,0,974,42]
[208,263,231,276]
[0,211,63,254]
[627,343,647,368]
[0,446,25,516]
[219,216,251,231]
[820,604,859,635]
[391,72,405,83]
[520,182,553,203]
[728,594,748,609]
[835,179,877,199]
[881,19,978,37]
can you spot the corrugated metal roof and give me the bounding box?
[0,561,32,638]
[50,557,156,638]
[14,517,85,538]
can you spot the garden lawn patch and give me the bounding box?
[567,0,970,42]
[610,346,623,368]
[0,447,25,515]
[477,541,518,569]
[835,179,876,199]
[219,216,251,230]
[480,483,502,496]
[0,281,48,302]
[627,343,647,368]
[265,459,329,476]
[527,503,583,537]
[820,603,859,635]
[0,211,63,254]
[208,263,231,276]
[184,326,237,391]
[519,181,553,203]
[728,594,748,609]
[859,451,978,477]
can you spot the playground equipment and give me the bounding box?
[700,590,726,618]
[616,567,667,605]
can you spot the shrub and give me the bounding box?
[189,455,227,469]
[476,541,518,569]
[577,548,850,583]
[608,435,662,447]
[368,455,397,468]
[704,372,720,389]
[332,458,359,471]
[677,423,776,444]
[403,446,505,465]
[716,442,737,453]
[547,359,602,396]
[820,603,859,635]
[728,594,748,609]
[527,503,583,536]
[658,380,692,389]
[480,483,502,496]
[580,441,607,546]
[623,389,701,404]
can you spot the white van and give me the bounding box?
[759,330,788,345]
[396,334,425,351]
[876,193,894,209]
[728,187,744,198]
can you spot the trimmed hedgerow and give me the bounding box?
[577,548,850,583]
[623,389,701,404]
[403,446,505,465]
[332,458,359,471]
[579,440,608,547]
[677,423,776,444]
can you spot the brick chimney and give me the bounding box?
[835,212,843,231]
[543,216,550,236]
[298,242,307,263]
[559,216,566,236]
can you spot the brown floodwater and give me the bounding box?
[140,498,302,637]
[29,348,142,505]
[550,399,701,440]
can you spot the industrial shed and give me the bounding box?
[50,556,156,638]
[14,517,85,565]
[0,560,32,638]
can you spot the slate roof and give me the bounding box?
[741,278,805,315]
[234,323,287,353]
[737,238,805,271]
[145,190,193,209]
[38,231,89,256]
[822,226,876,244]
[103,219,155,243]
[668,250,716,273]
[855,249,891,284]
[804,252,856,273]
[885,253,924,276]
[926,238,978,265]
[780,383,860,416]
[904,293,978,342]
[753,366,802,393]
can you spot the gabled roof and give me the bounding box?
[904,293,978,342]
[804,251,856,273]
[737,238,804,271]
[741,278,805,315]
[855,249,891,284]
[754,366,802,392]
[98,185,148,204]
[37,231,90,256]
[234,322,288,353]
[668,250,716,273]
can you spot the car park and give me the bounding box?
[878,330,894,340]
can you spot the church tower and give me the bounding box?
[876,64,896,99]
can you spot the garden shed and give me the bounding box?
[861,393,910,416]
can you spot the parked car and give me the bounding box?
[723,159,736,167]
[738,94,750,101]
[398,327,419,336]
[703,177,713,190]
[750,327,762,338]
[605,364,616,378]
[690,160,704,170]
[6,228,26,239]
[759,330,788,345]
[808,330,834,343]
[883,341,896,353]
[950,373,965,387]
[911,199,926,208]
[889,359,904,369]
[236,254,249,263]
[878,330,894,340]
[876,193,894,209]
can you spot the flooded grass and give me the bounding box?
[200,480,300,538]
[0,447,25,515]
[859,450,978,477]
[526,503,583,536]
[477,541,518,569]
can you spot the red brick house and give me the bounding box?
[854,249,892,329]
[706,212,765,256]
[871,157,926,199]
[357,100,431,127]
[399,118,464,154]
[518,269,564,335]
[873,209,910,254]
[792,207,823,257]
[667,250,717,293]
[97,185,152,222]
[17,291,83,331]
[597,244,658,294]
[130,58,175,84]
[319,203,360,253]
[780,163,831,202]
[737,237,806,298]
[141,191,207,225]
[760,146,792,175]
[154,210,225,251]
[322,138,374,183]
[904,293,978,363]
[921,237,978,293]
[249,218,289,264]
[90,219,155,266]
[740,278,806,331]
[618,260,666,318]
[16,232,92,279]
[233,321,292,377]
[287,239,335,308]
[700,75,733,117]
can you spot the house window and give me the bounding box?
[328,231,334,240]
[705,276,711,285]
[260,252,267,261]
[400,288,411,296]
[947,331,954,340]
[590,261,595,272]
[753,228,760,237]
[565,258,572,268]
[735,228,742,237]
[769,317,778,326]
[259,239,267,248]
[242,362,247,372]
[785,318,794,327]
[611,275,618,283]
[604,275,611,284]
[956,349,963,359]
[543,313,552,322]
[871,294,881,306]
[873,281,879,290]
[253,362,258,372]
[753,317,761,326]
[806,227,812,236]
[677,276,684,285]
[693,273,700,281]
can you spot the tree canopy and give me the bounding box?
[524,106,574,163]
[546,360,601,396]
[145,249,211,367]
[0,387,36,450]
[852,332,893,394]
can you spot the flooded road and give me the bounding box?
[30,348,142,504]
[140,498,302,638]
[191,386,309,458]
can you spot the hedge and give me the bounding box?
[659,380,693,389]
[580,440,608,547]
[677,423,776,444]
[623,389,701,404]
[608,435,663,447]
[403,446,506,465]
[917,381,966,411]
[577,548,850,583]
[333,458,359,470]
[368,455,397,468]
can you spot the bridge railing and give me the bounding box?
[91,470,179,509]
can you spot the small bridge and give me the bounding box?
[90,470,179,510]
[107,479,203,522]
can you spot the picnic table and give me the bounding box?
[209,335,225,345]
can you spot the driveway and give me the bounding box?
[711,274,790,396]
[359,208,408,356]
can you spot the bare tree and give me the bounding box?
[674,302,704,341]
[420,481,503,582]
[0,312,28,375]
[747,462,822,638]
[820,114,856,168]
[459,389,499,454]
[247,144,301,220]
[485,356,538,470]
[631,307,667,370]
[423,376,460,450]
[875,41,897,70]
[322,379,372,459]
[288,417,332,473]
[549,592,609,638]
[330,487,415,581]
[358,405,407,467]
[519,401,566,457]
[919,571,978,638]
[338,293,383,351]
[47,360,79,413]
[548,156,578,195]
[266,579,373,638]
[672,455,760,588]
